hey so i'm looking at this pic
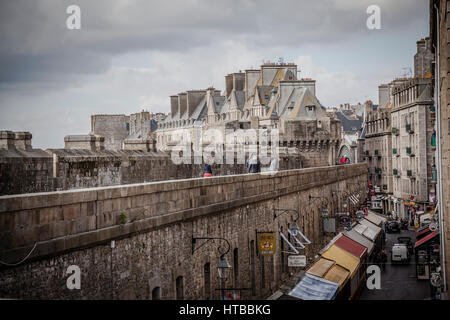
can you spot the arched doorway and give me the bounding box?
[337,145,351,163]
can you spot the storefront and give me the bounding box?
[380,195,391,215]
[392,197,401,219]
[414,231,440,280]
[370,195,383,211]
[402,199,416,222]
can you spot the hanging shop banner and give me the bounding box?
[257,232,276,256]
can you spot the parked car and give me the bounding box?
[397,236,413,255]
[386,221,401,233]
[391,243,410,263]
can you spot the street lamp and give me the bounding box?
[217,254,231,281]
[290,220,301,237]
[273,208,300,236]
[217,254,231,300]
[192,236,231,300]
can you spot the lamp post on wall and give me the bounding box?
[273,208,300,230]
[289,219,301,237]
[331,190,348,212]
[309,195,337,234]
[308,195,331,216]
[192,236,231,300]
[217,254,231,299]
[273,208,302,269]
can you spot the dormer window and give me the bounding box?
[288,101,295,110]
[306,105,316,117]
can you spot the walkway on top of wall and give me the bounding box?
[0,163,367,268]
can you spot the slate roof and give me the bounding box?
[234,90,246,110]
[150,119,158,132]
[335,111,363,132]
[161,95,207,124]
[212,96,227,113]
[257,86,274,106]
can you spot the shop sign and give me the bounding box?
[323,217,336,233]
[257,232,276,256]
[288,255,306,267]
[431,273,441,287]
[429,223,438,232]
[339,214,352,228]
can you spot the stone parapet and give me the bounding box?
[13,132,32,151]
[64,134,105,151]
[0,131,15,150]
[0,163,367,266]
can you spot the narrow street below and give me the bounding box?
[359,227,431,300]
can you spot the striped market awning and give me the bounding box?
[350,195,358,205]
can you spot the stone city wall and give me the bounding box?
[0,163,367,299]
[0,148,55,196]
[1,148,303,196]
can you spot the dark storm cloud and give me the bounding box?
[0,0,427,91]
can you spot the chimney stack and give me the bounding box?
[178,93,187,117]
[170,95,179,116]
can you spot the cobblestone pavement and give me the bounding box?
[359,228,432,300]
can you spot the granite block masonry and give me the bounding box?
[0,163,367,299]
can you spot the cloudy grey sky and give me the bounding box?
[0,0,429,149]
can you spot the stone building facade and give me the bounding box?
[430,0,450,297]
[364,101,394,213]
[91,114,130,150]
[390,77,435,218]
[157,62,342,168]
[364,37,436,219]
[90,111,166,151]
[332,104,365,164]
[415,37,434,79]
